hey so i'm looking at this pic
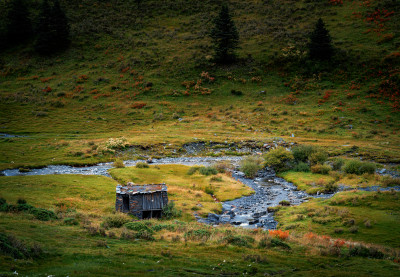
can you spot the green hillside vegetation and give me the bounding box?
[1,0,400,275]
[0,0,399,170]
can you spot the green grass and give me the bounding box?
[109,164,253,217]
[275,190,400,248]
[1,0,400,274]
[1,175,399,276]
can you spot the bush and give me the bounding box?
[187,166,200,175]
[344,160,376,175]
[64,217,79,226]
[102,213,130,228]
[135,229,155,241]
[213,161,232,173]
[332,158,345,171]
[162,201,181,219]
[31,208,57,221]
[293,162,310,172]
[0,232,43,259]
[184,229,211,241]
[323,182,338,193]
[224,235,254,247]
[311,164,331,175]
[199,166,218,176]
[349,245,384,259]
[113,159,125,168]
[204,185,215,195]
[292,145,316,162]
[270,238,291,249]
[135,162,149,168]
[381,175,400,187]
[125,222,154,233]
[240,155,263,178]
[264,147,294,172]
[309,150,328,165]
[231,89,243,96]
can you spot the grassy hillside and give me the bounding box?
[0,0,399,170]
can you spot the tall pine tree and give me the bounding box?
[6,0,33,46]
[35,0,70,55]
[308,18,333,61]
[210,5,239,64]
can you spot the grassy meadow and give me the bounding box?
[1,0,400,275]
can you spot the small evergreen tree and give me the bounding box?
[51,0,70,49]
[308,18,333,61]
[6,0,33,46]
[210,5,239,63]
[35,0,70,55]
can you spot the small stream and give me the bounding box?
[1,157,399,230]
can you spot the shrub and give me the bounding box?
[184,229,211,241]
[125,222,154,233]
[279,200,290,206]
[349,245,384,259]
[187,166,200,175]
[204,185,215,195]
[349,226,358,233]
[293,162,310,172]
[224,235,254,247]
[113,159,125,168]
[64,217,79,226]
[135,162,149,168]
[332,158,345,170]
[344,160,376,175]
[135,229,155,241]
[213,161,232,173]
[31,208,57,221]
[264,147,294,172]
[231,89,243,96]
[0,232,43,259]
[292,145,316,162]
[210,176,222,182]
[199,166,218,176]
[270,238,291,249]
[240,155,263,178]
[311,164,331,175]
[162,201,181,219]
[323,182,338,193]
[381,176,400,187]
[309,150,328,165]
[102,213,130,228]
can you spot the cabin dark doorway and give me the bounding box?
[122,195,129,211]
[142,210,162,219]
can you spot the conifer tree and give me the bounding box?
[51,0,70,49]
[35,0,70,55]
[210,5,239,63]
[308,18,333,61]
[6,0,33,46]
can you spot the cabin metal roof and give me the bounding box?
[116,182,167,195]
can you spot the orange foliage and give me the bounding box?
[269,229,289,240]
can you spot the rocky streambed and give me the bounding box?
[2,156,399,230]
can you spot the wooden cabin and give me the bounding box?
[115,182,168,219]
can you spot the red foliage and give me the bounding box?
[42,86,52,93]
[269,229,289,240]
[130,102,147,109]
[282,93,299,105]
[329,0,343,5]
